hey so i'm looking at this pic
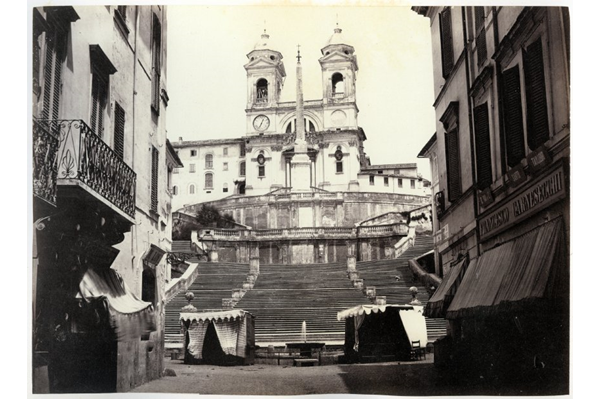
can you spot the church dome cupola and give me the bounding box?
[321,25,356,57]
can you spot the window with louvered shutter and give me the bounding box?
[90,72,108,138]
[474,7,487,66]
[445,128,461,201]
[474,103,493,189]
[151,13,161,115]
[501,65,526,168]
[151,147,159,212]
[440,8,454,79]
[524,37,550,151]
[41,26,66,120]
[114,102,125,159]
[205,173,213,189]
[240,161,246,177]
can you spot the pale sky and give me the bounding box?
[166,4,436,179]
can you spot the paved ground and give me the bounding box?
[131,356,569,396]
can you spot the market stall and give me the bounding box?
[180,309,255,365]
[337,304,427,363]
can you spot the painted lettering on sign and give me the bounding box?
[480,207,510,237]
[479,166,565,240]
[513,170,563,217]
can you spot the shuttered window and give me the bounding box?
[524,37,550,151]
[445,128,461,202]
[151,13,162,115]
[113,102,125,159]
[440,8,454,79]
[41,25,66,120]
[205,154,213,169]
[151,147,159,212]
[474,103,493,189]
[501,65,526,168]
[240,161,246,176]
[474,7,487,66]
[90,72,108,138]
[205,173,213,189]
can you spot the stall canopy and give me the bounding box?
[76,268,156,341]
[446,217,567,319]
[425,257,471,318]
[181,310,255,365]
[338,304,427,362]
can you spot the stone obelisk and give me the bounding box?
[290,45,312,191]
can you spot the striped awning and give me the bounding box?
[425,257,471,318]
[180,309,251,323]
[446,217,567,319]
[337,304,416,321]
[76,268,156,341]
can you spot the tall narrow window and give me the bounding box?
[256,78,268,103]
[151,147,159,213]
[335,146,344,173]
[113,102,125,159]
[41,18,67,120]
[411,179,416,189]
[257,151,266,177]
[474,102,493,189]
[90,72,108,137]
[439,7,454,79]
[474,7,487,66]
[151,13,162,115]
[189,163,196,173]
[223,147,228,156]
[369,175,375,185]
[205,154,213,169]
[189,184,195,194]
[240,161,246,176]
[205,173,213,189]
[240,143,246,157]
[223,162,228,171]
[173,185,178,195]
[384,177,389,186]
[398,178,403,188]
[441,102,461,202]
[524,37,550,150]
[258,165,265,177]
[502,65,526,168]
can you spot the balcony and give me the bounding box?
[39,119,136,221]
[33,119,60,206]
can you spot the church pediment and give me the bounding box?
[319,51,358,70]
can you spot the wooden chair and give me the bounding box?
[411,340,425,361]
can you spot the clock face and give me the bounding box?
[253,115,270,132]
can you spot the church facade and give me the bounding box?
[171,27,432,264]
[172,27,430,211]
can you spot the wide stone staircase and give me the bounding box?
[164,235,446,350]
[233,262,367,345]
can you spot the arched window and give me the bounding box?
[189,184,195,194]
[332,72,344,96]
[173,185,178,195]
[205,173,213,189]
[239,161,246,177]
[223,183,228,193]
[256,78,268,103]
[205,153,213,169]
[335,146,344,173]
[285,118,316,133]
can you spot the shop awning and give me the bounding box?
[76,268,156,341]
[446,218,567,319]
[399,306,428,347]
[180,309,251,323]
[425,257,471,318]
[337,304,415,321]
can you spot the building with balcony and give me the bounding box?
[412,6,569,390]
[32,5,182,393]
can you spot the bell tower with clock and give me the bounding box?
[244,30,286,135]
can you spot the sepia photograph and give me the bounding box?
[29,0,574,396]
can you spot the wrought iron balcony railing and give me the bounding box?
[38,119,137,218]
[33,119,60,206]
